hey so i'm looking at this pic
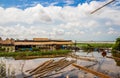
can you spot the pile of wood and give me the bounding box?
[24,58,76,78]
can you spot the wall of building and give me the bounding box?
[2,46,15,52]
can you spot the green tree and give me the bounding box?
[112,37,120,51]
[112,37,120,66]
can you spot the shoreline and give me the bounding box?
[14,54,67,60]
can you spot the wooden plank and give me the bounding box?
[91,0,115,14]
[72,63,111,78]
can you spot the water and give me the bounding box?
[75,51,120,78]
[0,51,120,78]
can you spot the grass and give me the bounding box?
[75,43,114,52]
[0,50,72,59]
[77,43,114,48]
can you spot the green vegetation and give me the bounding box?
[112,37,120,51]
[0,50,71,59]
[76,43,114,51]
[32,47,40,51]
[77,43,113,48]
[0,48,5,52]
[112,37,120,66]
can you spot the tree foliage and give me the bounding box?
[112,37,120,51]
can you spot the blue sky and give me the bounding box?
[0,0,106,9]
[0,0,120,41]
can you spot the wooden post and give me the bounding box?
[72,63,111,78]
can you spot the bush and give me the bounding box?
[0,50,71,58]
[112,37,120,66]
[32,47,40,51]
[0,48,5,51]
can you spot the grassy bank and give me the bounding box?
[0,50,71,59]
[76,43,114,52]
[77,43,114,48]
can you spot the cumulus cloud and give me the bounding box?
[0,1,120,41]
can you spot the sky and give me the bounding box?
[0,0,120,41]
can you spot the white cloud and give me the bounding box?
[65,0,74,6]
[0,1,120,41]
[50,2,59,6]
[108,27,120,35]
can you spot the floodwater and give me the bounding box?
[0,51,120,78]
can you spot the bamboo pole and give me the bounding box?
[72,63,111,78]
[56,60,76,72]
[69,54,96,62]
[106,56,120,60]
[29,59,54,74]
[91,0,115,14]
[25,58,75,78]
[34,59,75,78]
[40,71,66,78]
[31,58,67,77]
[34,59,69,77]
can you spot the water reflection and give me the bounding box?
[0,51,120,78]
[75,51,120,78]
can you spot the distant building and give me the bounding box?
[0,38,73,52]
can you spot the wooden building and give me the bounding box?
[0,38,73,52]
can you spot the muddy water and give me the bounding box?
[0,51,120,78]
